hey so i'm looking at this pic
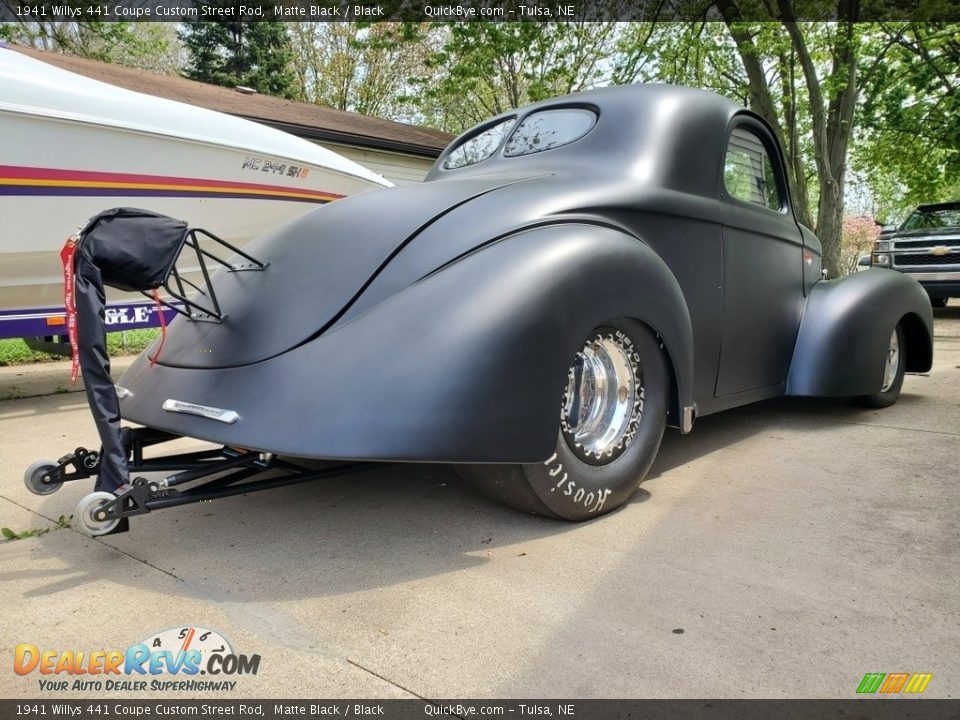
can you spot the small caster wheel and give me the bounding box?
[23,460,62,496]
[76,491,120,537]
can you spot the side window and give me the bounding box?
[724,127,781,210]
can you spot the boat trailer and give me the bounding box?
[24,427,375,536]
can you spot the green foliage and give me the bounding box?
[288,22,430,120]
[0,330,160,367]
[410,22,619,133]
[179,9,297,99]
[856,23,960,213]
[1,19,174,72]
[2,515,72,541]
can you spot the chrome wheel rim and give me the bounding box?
[881,329,900,393]
[561,331,643,461]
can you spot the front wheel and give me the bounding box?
[855,324,905,409]
[459,320,668,521]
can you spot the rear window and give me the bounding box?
[443,118,516,170]
[503,108,597,157]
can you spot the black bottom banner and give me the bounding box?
[2,699,960,720]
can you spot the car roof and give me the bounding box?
[427,84,757,199]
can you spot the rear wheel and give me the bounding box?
[855,324,905,409]
[930,297,948,308]
[459,320,668,521]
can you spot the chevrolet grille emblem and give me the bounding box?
[931,246,949,256]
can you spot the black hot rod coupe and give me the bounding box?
[28,85,934,533]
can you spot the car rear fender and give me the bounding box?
[786,269,933,397]
[424,222,697,435]
[118,223,694,461]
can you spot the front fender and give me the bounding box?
[119,224,693,462]
[786,269,933,397]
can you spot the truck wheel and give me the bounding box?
[930,297,948,308]
[459,320,668,521]
[856,324,905,409]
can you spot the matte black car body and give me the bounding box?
[117,85,934,463]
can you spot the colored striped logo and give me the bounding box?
[0,164,344,204]
[857,672,932,694]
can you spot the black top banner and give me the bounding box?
[0,0,957,22]
[2,700,960,720]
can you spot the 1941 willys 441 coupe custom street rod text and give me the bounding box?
[28,85,933,534]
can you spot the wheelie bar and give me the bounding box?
[60,427,378,536]
[23,427,208,496]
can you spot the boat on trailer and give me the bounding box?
[0,45,391,342]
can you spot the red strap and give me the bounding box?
[60,236,80,384]
[149,289,166,367]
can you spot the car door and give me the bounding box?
[715,119,805,397]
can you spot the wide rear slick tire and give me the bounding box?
[460,319,668,521]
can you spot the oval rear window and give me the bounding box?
[443,118,516,170]
[503,108,597,157]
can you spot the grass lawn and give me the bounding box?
[0,329,160,366]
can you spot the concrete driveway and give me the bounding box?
[1,305,958,700]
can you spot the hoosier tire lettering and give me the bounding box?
[543,452,612,513]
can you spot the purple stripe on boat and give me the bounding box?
[0,302,180,339]
[0,186,330,203]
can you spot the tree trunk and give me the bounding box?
[777,48,814,229]
[780,6,859,278]
[816,177,845,277]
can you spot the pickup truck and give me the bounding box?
[873,201,960,307]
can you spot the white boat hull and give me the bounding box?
[0,47,390,339]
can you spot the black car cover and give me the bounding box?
[65,208,189,492]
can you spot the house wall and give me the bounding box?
[316,142,436,186]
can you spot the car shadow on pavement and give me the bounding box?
[645,394,833,483]
[17,390,916,603]
[25,462,580,601]
[15,413,736,601]
[933,303,960,321]
[643,386,934,486]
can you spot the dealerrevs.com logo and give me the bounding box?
[14,626,260,693]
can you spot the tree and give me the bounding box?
[179,9,296,99]
[0,20,177,73]
[412,22,621,134]
[855,23,960,214]
[840,214,880,275]
[289,22,432,121]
